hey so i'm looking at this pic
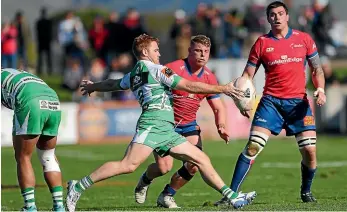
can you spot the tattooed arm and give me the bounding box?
[308,54,326,106]
[308,54,325,91]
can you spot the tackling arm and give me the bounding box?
[88,79,124,92]
[175,78,226,94]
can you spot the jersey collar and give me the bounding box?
[268,27,293,40]
[183,58,204,78]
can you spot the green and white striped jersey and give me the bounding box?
[120,60,182,123]
[1,68,58,110]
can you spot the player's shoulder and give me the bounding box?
[202,66,215,77]
[165,59,185,69]
[291,29,312,39]
[254,33,272,45]
[165,59,186,74]
[141,60,165,71]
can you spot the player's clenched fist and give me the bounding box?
[223,81,245,100]
[80,80,94,96]
[314,88,326,107]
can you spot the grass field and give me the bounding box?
[2,136,347,211]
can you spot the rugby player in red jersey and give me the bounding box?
[134,35,256,208]
[214,1,326,206]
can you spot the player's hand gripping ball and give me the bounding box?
[232,77,256,112]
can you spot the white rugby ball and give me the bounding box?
[232,77,256,111]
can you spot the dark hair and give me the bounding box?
[266,1,289,17]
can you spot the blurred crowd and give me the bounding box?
[1,0,347,102]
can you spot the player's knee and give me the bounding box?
[243,131,269,160]
[296,136,317,150]
[14,153,31,164]
[36,148,61,172]
[186,162,199,175]
[177,164,195,181]
[158,161,173,175]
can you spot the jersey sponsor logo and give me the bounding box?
[180,66,185,70]
[133,75,141,86]
[303,116,315,126]
[266,47,274,52]
[268,56,303,66]
[313,43,316,49]
[39,100,60,111]
[161,68,174,77]
[290,43,304,49]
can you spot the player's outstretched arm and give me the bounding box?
[175,78,244,100]
[80,79,125,96]
[308,54,326,106]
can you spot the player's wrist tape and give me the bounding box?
[315,87,325,94]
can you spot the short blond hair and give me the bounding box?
[132,34,160,58]
[190,35,211,47]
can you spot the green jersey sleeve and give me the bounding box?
[120,73,131,90]
[155,66,182,88]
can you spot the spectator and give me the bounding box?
[175,23,192,59]
[62,57,84,92]
[283,0,299,29]
[1,20,18,68]
[312,0,336,56]
[86,59,107,82]
[170,9,187,41]
[204,4,223,58]
[189,3,208,36]
[89,17,108,60]
[123,8,146,50]
[243,0,267,56]
[321,56,339,86]
[13,11,31,69]
[298,6,315,34]
[116,53,133,74]
[223,9,246,58]
[104,11,128,65]
[36,7,53,75]
[58,11,87,67]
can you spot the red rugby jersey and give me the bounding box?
[166,58,220,125]
[247,28,318,98]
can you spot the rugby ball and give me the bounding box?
[232,77,256,111]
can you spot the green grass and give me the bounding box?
[2,136,347,211]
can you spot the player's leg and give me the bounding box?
[13,135,40,211]
[296,130,317,202]
[135,153,174,204]
[168,141,256,209]
[37,136,65,211]
[214,95,283,206]
[12,97,48,211]
[37,97,65,211]
[66,142,153,212]
[157,132,201,208]
[285,97,317,202]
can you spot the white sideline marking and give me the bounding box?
[261,161,347,168]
